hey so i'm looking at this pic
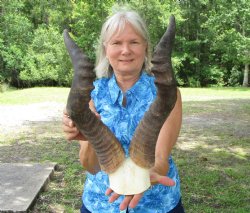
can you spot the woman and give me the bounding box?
[63,8,184,213]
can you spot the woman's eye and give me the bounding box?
[131,41,139,45]
[111,41,120,45]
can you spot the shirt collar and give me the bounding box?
[108,74,122,105]
[127,72,150,102]
[108,72,151,105]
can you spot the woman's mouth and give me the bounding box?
[119,59,133,63]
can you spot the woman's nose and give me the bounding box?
[121,44,131,55]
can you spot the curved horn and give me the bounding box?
[63,30,125,174]
[129,15,177,168]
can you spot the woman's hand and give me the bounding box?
[62,100,100,141]
[105,188,143,210]
[62,109,86,141]
[106,162,175,210]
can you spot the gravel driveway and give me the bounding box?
[0,102,65,135]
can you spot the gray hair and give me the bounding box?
[95,9,152,78]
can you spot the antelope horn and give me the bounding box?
[129,15,177,168]
[63,29,125,174]
[107,15,177,195]
[63,14,177,195]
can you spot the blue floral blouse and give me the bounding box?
[82,72,181,213]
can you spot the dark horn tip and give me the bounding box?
[63,29,70,39]
[170,14,175,21]
[169,15,176,28]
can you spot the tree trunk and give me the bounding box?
[242,64,249,87]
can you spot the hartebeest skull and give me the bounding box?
[63,15,177,195]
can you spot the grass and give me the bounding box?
[180,87,250,102]
[0,87,250,212]
[0,87,69,105]
[177,87,250,212]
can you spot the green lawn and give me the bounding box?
[1,86,249,104]
[0,87,249,212]
[178,87,250,213]
[0,87,69,105]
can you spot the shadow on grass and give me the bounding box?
[175,98,250,212]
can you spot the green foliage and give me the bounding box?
[200,65,225,86]
[200,0,250,86]
[0,0,249,87]
[70,0,114,59]
[0,0,33,87]
[228,66,244,86]
[23,0,73,30]
[175,0,250,87]
[0,83,9,93]
[20,26,72,86]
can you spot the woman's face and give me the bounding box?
[105,23,147,77]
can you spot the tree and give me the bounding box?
[20,26,72,86]
[1,0,248,88]
[23,0,73,30]
[176,0,224,87]
[69,0,115,60]
[203,0,250,86]
[0,0,33,87]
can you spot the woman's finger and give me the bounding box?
[157,176,175,186]
[63,108,76,127]
[62,125,78,134]
[150,172,175,186]
[63,116,75,127]
[108,192,120,203]
[89,100,101,119]
[62,125,79,139]
[63,108,68,116]
[65,132,79,141]
[105,188,113,196]
[128,194,143,209]
[119,195,133,210]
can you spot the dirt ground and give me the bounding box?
[0,102,64,135]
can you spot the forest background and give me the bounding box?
[0,0,249,89]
